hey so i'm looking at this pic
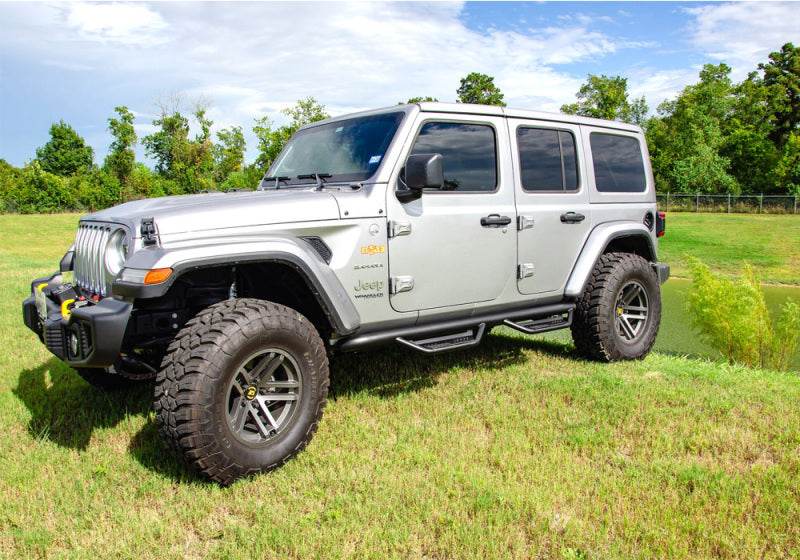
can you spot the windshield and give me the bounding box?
[266,111,405,186]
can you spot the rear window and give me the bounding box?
[590,133,646,193]
[517,127,578,192]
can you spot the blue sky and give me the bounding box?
[0,1,797,168]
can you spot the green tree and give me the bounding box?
[35,120,94,176]
[760,42,800,148]
[213,125,246,184]
[561,74,648,124]
[774,131,800,195]
[399,96,438,104]
[253,97,329,171]
[143,111,190,176]
[143,102,214,193]
[646,64,738,194]
[456,72,506,106]
[105,106,137,186]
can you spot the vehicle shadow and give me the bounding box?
[13,357,152,450]
[14,332,575,483]
[328,330,575,399]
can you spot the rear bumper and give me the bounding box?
[23,273,132,368]
[653,263,670,285]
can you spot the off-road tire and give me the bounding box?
[154,298,329,485]
[571,252,661,362]
[75,351,161,391]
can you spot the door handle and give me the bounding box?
[480,214,512,228]
[560,212,586,224]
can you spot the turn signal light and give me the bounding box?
[143,268,173,285]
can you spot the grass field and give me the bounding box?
[1,214,799,559]
[657,213,800,285]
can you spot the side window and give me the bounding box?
[517,127,578,192]
[590,133,647,193]
[409,122,497,192]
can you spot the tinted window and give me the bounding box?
[410,122,497,192]
[590,133,646,193]
[268,112,404,185]
[517,128,578,192]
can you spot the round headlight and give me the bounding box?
[105,229,129,276]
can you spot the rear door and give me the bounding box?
[510,120,592,295]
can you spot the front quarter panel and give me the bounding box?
[113,233,361,335]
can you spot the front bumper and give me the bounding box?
[22,273,132,368]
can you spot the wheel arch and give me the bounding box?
[112,236,361,336]
[565,223,657,298]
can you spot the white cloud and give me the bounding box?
[64,2,169,45]
[0,1,713,166]
[683,2,799,79]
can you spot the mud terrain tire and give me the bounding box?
[154,298,329,485]
[571,252,661,362]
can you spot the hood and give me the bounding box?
[83,189,342,236]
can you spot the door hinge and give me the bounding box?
[388,221,412,238]
[518,263,535,279]
[390,276,414,294]
[518,215,534,231]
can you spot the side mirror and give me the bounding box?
[396,153,443,202]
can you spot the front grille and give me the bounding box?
[74,224,111,296]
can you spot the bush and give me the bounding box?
[73,169,121,211]
[13,161,77,214]
[687,257,800,371]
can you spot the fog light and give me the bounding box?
[69,330,80,358]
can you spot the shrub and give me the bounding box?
[72,169,121,212]
[14,161,77,214]
[687,257,800,371]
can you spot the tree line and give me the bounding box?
[1,45,797,214]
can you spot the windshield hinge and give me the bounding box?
[141,217,158,246]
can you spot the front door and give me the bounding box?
[386,114,516,313]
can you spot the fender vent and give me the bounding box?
[300,237,333,264]
[643,212,655,232]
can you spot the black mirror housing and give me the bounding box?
[396,153,444,203]
[406,153,443,190]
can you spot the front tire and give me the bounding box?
[571,252,661,362]
[154,299,329,485]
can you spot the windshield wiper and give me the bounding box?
[258,176,290,190]
[297,173,332,190]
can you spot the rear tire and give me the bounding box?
[154,298,329,485]
[571,252,661,362]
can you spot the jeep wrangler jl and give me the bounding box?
[23,102,668,484]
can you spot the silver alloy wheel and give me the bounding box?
[226,348,302,446]
[615,280,649,342]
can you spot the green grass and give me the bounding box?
[2,214,800,559]
[658,213,800,285]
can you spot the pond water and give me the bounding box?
[534,278,800,371]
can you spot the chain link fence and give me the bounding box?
[657,193,799,214]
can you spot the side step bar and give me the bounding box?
[334,303,575,354]
[503,308,573,335]
[397,324,486,354]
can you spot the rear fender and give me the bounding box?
[565,223,656,298]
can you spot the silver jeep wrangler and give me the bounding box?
[23,102,668,484]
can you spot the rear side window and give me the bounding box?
[517,127,578,192]
[590,133,646,193]
[410,122,497,192]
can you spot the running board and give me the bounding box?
[396,324,486,354]
[503,308,573,335]
[333,302,575,353]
